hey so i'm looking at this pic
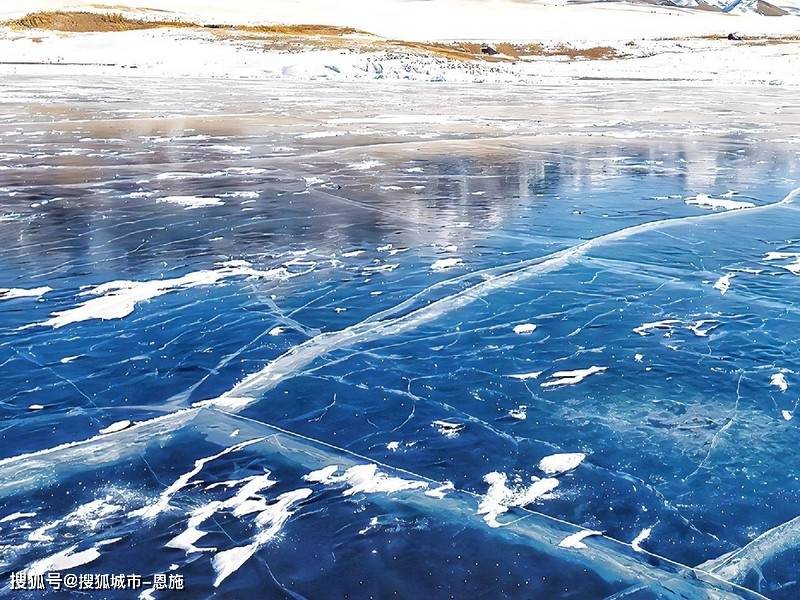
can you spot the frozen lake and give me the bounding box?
[1,76,799,598]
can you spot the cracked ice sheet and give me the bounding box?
[0,408,762,599]
[2,76,800,599]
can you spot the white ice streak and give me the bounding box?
[714,273,734,295]
[27,538,121,575]
[98,420,131,435]
[508,371,543,381]
[28,497,123,543]
[303,464,428,496]
[32,261,292,328]
[158,196,224,209]
[538,453,586,475]
[166,473,276,554]
[430,257,463,271]
[541,366,606,389]
[207,187,800,412]
[0,511,36,523]
[346,160,383,171]
[509,406,527,420]
[478,472,559,527]
[763,251,800,276]
[631,527,653,552]
[0,287,51,301]
[685,194,755,211]
[212,488,312,587]
[133,437,265,520]
[559,529,602,549]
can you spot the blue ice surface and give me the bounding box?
[0,77,799,598]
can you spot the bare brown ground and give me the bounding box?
[5,10,618,61]
[6,11,191,31]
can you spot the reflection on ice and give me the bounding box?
[2,77,800,598]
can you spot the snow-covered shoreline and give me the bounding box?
[1,1,799,85]
[1,25,798,86]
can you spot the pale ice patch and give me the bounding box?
[59,356,80,364]
[431,258,463,271]
[634,353,644,363]
[631,527,653,552]
[558,529,602,549]
[714,273,734,295]
[513,323,537,335]
[158,196,224,209]
[98,420,131,435]
[685,194,755,211]
[538,453,586,475]
[541,366,607,389]
[771,372,789,392]
[0,286,51,301]
[303,464,427,497]
[386,441,400,451]
[30,261,293,329]
[268,327,285,336]
[478,472,559,528]
[28,404,44,411]
[782,410,793,421]
[432,420,464,438]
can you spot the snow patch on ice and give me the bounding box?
[478,472,559,527]
[685,194,755,211]
[558,529,602,549]
[30,261,294,328]
[538,453,585,475]
[513,323,537,335]
[98,420,131,435]
[159,195,224,209]
[541,366,606,389]
[631,527,653,552]
[303,464,428,496]
[0,286,51,301]
[431,257,463,271]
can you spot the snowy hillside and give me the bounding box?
[1,0,800,41]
